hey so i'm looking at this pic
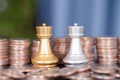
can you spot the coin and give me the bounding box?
[79,71,91,75]
[67,75,92,80]
[85,54,95,58]
[98,59,117,62]
[54,43,69,46]
[97,49,117,53]
[10,46,29,50]
[40,68,61,77]
[81,37,94,44]
[91,73,115,80]
[31,39,40,58]
[53,43,69,51]
[10,44,30,47]
[31,47,39,52]
[59,67,77,76]
[54,51,67,59]
[96,46,116,49]
[98,61,117,65]
[2,69,26,79]
[74,64,90,72]
[0,38,9,44]
[98,55,117,60]
[115,72,120,78]
[32,39,40,46]
[26,73,49,80]
[82,48,94,53]
[0,75,13,80]
[10,53,30,57]
[10,65,32,70]
[10,38,30,44]
[91,65,115,74]
[98,54,117,58]
[67,71,91,80]
[53,37,71,42]
[96,37,116,41]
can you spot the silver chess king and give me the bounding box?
[63,23,88,66]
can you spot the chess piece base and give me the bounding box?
[32,54,58,68]
[33,64,57,68]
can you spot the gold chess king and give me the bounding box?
[32,23,58,67]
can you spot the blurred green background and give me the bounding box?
[0,0,36,39]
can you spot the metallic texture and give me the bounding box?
[32,23,58,68]
[63,23,88,66]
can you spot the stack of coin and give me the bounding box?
[9,39,31,65]
[118,37,120,65]
[52,37,70,64]
[81,37,95,63]
[96,37,117,65]
[31,39,39,58]
[0,39,9,65]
